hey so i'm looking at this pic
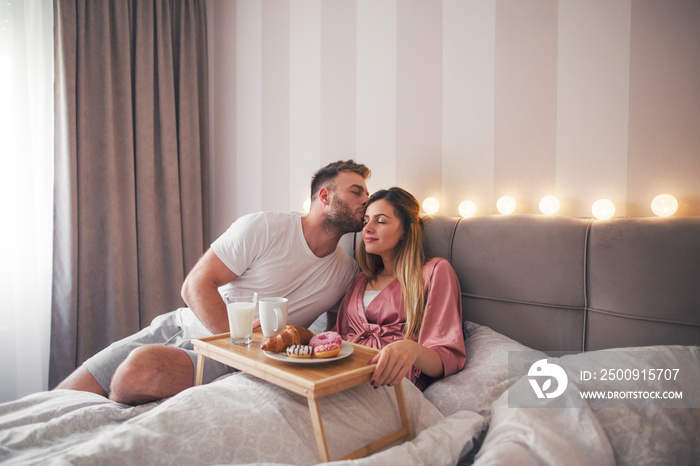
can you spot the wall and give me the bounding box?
[207,0,700,241]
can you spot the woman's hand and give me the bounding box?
[368,340,434,387]
[368,339,443,387]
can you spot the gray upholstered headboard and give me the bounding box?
[421,214,700,352]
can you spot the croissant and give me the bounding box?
[261,325,314,352]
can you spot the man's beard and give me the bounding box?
[323,196,364,235]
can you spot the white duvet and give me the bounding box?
[0,373,484,465]
[2,322,698,465]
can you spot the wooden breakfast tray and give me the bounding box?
[191,331,413,462]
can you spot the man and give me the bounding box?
[56,160,371,405]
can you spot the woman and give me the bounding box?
[335,187,466,390]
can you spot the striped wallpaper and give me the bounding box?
[207,0,700,240]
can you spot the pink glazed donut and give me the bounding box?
[309,331,342,358]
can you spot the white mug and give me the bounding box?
[259,297,288,338]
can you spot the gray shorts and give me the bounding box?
[83,309,237,394]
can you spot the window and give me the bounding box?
[0,0,54,402]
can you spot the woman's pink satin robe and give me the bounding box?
[335,258,466,390]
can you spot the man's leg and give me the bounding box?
[108,345,194,405]
[54,309,188,397]
[55,366,108,397]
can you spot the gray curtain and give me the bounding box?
[50,0,209,388]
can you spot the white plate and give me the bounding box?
[263,341,354,364]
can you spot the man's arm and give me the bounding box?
[181,249,239,334]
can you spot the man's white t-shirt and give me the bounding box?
[211,211,359,328]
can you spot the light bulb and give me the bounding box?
[302,198,311,213]
[592,199,615,220]
[422,197,440,215]
[496,196,516,215]
[539,195,560,215]
[651,194,678,217]
[458,200,477,218]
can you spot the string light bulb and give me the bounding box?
[422,197,440,215]
[539,195,560,215]
[496,196,516,215]
[458,200,477,218]
[592,199,615,220]
[651,194,678,217]
[302,198,311,213]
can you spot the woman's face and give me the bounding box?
[362,199,404,259]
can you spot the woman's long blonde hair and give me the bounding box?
[357,187,426,339]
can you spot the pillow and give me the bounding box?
[556,345,700,466]
[424,321,546,418]
[473,377,616,466]
[476,344,699,466]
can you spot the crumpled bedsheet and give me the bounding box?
[0,373,484,466]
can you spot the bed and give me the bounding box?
[1,214,698,465]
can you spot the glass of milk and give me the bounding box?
[224,290,258,345]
